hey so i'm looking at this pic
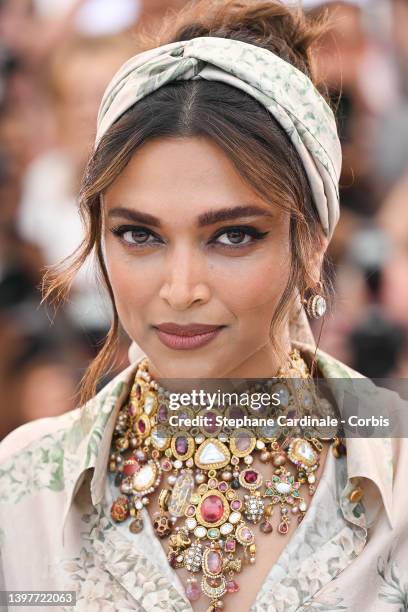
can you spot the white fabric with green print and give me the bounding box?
[96,36,342,239]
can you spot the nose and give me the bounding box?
[159,243,211,311]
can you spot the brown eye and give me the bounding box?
[122,229,152,244]
[217,229,251,246]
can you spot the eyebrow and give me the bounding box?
[107,205,273,228]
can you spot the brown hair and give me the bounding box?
[43,0,334,405]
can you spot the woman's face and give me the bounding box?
[103,136,295,380]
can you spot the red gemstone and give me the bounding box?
[138,419,146,433]
[201,495,224,523]
[123,461,139,476]
[169,552,178,568]
[244,470,258,484]
[135,384,142,399]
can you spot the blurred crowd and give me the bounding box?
[1,0,408,439]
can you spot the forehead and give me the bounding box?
[103,136,276,222]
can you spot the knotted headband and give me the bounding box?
[96,35,342,350]
[96,35,342,240]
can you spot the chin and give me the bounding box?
[150,352,225,381]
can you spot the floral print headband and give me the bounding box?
[96,36,342,240]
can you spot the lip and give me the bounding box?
[153,322,225,350]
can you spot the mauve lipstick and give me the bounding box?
[153,322,225,350]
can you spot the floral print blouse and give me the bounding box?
[0,341,407,612]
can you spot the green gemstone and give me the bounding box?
[208,528,220,539]
[353,504,362,518]
[273,476,279,481]
[293,491,299,497]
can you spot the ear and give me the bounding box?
[309,230,329,285]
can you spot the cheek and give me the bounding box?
[211,245,291,312]
[104,244,155,322]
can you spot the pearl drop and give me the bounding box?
[195,473,205,484]
[272,453,286,467]
[221,471,232,481]
[167,475,176,485]
[260,451,270,463]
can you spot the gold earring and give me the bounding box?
[302,281,327,319]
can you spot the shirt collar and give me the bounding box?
[60,343,394,547]
[293,340,394,529]
[61,361,137,547]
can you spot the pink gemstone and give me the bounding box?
[138,419,146,433]
[208,479,217,489]
[158,404,168,422]
[128,404,137,417]
[225,538,236,552]
[227,580,240,593]
[236,435,251,452]
[230,406,244,419]
[186,505,196,517]
[278,521,289,534]
[207,550,222,574]
[231,500,241,510]
[293,482,300,489]
[185,580,200,602]
[219,482,228,492]
[201,495,224,523]
[175,436,188,455]
[244,470,258,484]
[241,528,252,542]
[203,412,218,433]
[161,459,172,471]
[287,496,294,504]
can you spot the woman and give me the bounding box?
[0,1,407,611]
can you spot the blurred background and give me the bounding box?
[0,0,407,440]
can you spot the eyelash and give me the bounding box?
[110,224,269,250]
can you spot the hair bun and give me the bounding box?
[154,0,329,83]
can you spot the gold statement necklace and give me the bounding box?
[108,349,345,611]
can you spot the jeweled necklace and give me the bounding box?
[108,349,342,611]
